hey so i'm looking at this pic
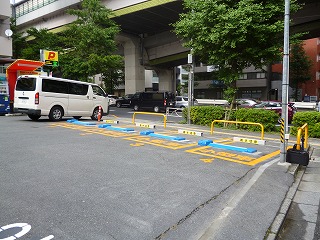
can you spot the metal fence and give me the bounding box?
[15,0,58,18]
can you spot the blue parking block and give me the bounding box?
[140,130,154,135]
[148,133,185,141]
[198,140,257,153]
[68,120,96,126]
[98,124,111,128]
[140,130,185,141]
[105,126,135,132]
[198,139,213,146]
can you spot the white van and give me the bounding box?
[14,75,109,121]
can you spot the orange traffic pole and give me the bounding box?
[97,106,102,121]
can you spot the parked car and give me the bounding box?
[253,101,297,123]
[116,94,134,108]
[236,98,260,108]
[130,91,175,112]
[175,96,198,108]
[108,95,119,106]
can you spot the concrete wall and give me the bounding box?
[0,1,12,57]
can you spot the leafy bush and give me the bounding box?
[234,108,279,132]
[181,106,320,137]
[291,111,320,137]
[182,106,279,132]
[182,106,226,126]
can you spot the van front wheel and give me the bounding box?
[91,107,103,120]
[49,106,63,121]
[153,106,160,113]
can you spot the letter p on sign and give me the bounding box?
[44,50,58,61]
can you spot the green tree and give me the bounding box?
[173,0,300,105]
[18,27,61,61]
[61,0,124,91]
[289,41,312,101]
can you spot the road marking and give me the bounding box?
[186,146,278,166]
[0,223,31,239]
[198,157,280,240]
[125,135,197,150]
[200,158,215,163]
[130,143,144,147]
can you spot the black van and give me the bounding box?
[130,91,175,112]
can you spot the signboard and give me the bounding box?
[40,50,59,66]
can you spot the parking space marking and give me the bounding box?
[51,123,138,138]
[186,146,279,166]
[213,138,234,144]
[51,123,281,166]
[124,135,197,150]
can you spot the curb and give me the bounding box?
[265,164,305,239]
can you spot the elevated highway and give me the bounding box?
[12,0,320,94]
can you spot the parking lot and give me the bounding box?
[0,113,317,240]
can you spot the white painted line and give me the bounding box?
[40,235,55,240]
[198,157,280,240]
[0,223,31,239]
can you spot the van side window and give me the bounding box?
[16,77,36,91]
[92,85,106,96]
[152,93,162,100]
[69,82,88,95]
[42,79,68,94]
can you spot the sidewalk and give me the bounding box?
[274,151,320,239]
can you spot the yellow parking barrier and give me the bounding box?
[211,120,264,140]
[132,112,167,128]
[296,123,308,150]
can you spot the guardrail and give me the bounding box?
[210,120,265,140]
[296,123,308,150]
[132,112,167,128]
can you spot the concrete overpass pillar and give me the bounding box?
[123,38,145,94]
[157,68,175,92]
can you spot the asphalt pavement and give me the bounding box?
[1,113,320,239]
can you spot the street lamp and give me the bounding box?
[279,0,290,164]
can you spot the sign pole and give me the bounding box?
[280,0,290,163]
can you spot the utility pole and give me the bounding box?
[280,0,290,163]
[187,51,194,125]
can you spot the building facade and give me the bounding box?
[272,37,320,102]
[0,1,13,58]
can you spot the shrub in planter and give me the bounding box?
[291,111,320,138]
[182,106,225,126]
[234,108,279,132]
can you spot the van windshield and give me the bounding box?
[16,77,36,91]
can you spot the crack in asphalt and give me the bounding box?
[154,169,255,239]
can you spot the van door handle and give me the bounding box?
[87,96,89,99]
[93,97,96,99]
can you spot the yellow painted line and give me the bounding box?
[248,150,280,165]
[200,158,215,163]
[214,138,233,144]
[186,146,278,166]
[124,135,197,150]
[130,143,144,147]
[51,123,138,137]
